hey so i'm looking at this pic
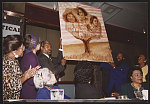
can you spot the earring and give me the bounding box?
[13,52,19,58]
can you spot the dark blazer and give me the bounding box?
[120,82,148,99]
[38,51,65,80]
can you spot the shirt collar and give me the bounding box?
[43,53,49,58]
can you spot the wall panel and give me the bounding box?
[46,29,60,57]
[26,25,47,41]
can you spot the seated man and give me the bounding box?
[34,68,70,99]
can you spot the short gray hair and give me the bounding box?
[33,68,51,88]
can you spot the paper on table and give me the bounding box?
[50,89,64,100]
[104,97,116,100]
[142,90,148,100]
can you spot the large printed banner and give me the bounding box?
[2,23,20,37]
[58,2,113,62]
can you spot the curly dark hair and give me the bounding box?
[74,61,94,84]
[23,34,31,49]
[3,35,24,55]
[126,66,143,83]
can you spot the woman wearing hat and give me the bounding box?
[20,34,41,99]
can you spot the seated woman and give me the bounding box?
[119,66,148,99]
[34,68,70,99]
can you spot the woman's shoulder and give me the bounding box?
[21,51,38,64]
[25,51,35,56]
[23,51,37,59]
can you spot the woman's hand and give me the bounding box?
[61,58,66,66]
[26,65,41,78]
[109,62,116,68]
[59,38,62,49]
[21,65,41,83]
[111,92,119,97]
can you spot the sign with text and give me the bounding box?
[58,2,113,62]
[2,23,20,37]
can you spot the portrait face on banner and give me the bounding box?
[58,2,113,62]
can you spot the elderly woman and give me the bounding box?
[34,68,70,99]
[2,35,40,100]
[20,34,41,99]
[119,66,148,99]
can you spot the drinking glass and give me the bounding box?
[134,88,143,100]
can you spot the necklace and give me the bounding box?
[131,83,141,89]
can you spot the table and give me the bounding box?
[3,99,149,103]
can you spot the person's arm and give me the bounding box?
[52,51,63,64]
[38,54,65,78]
[100,62,113,70]
[20,65,40,84]
[52,38,63,64]
[52,63,66,78]
[52,40,66,77]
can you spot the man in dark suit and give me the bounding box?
[38,40,66,81]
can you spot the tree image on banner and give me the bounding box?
[63,7,102,56]
[59,2,113,62]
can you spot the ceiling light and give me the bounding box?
[4,15,7,19]
[3,13,7,19]
[53,2,57,11]
[142,28,146,34]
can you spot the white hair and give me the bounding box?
[33,68,57,88]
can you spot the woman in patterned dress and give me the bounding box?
[2,35,40,100]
